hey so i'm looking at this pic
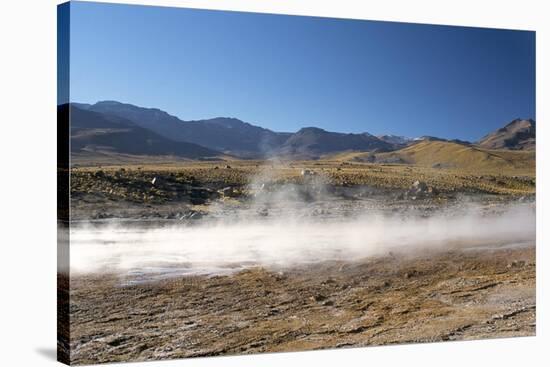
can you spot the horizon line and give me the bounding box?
[63,99,535,142]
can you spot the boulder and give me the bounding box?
[406,180,437,199]
[219,186,240,198]
[93,170,105,178]
[412,180,428,192]
[257,207,269,217]
[189,211,204,220]
[507,260,526,269]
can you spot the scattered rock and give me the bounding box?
[321,278,337,285]
[103,335,132,347]
[190,197,207,205]
[405,180,438,200]
[301,169,315,177]
[219,186,240,198]
[189,212,204,220]
[412,180,428,192]
[507,260,526,269]
[310,294,327,302]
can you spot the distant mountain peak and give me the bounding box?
[501,118,535,131]
[279,126,392,158]
[377,134,413,146]
[202,117,250,129]
[297,127,327,133]
[95,100,123,106]
[478,118,535,151]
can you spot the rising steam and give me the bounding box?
[67,164,535,280]
[69,202,535,280]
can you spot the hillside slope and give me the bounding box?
[86,101,290,157]
[69,105,222,159]
[339,140,535,174]
[278,127,393,159]
[478,119,536,150]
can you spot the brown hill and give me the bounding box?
[277,127,393,159]
[336,140,535,174]
[478,119,536,150]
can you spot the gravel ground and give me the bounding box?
[66,245,535,365]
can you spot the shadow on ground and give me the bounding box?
[36,347,57,361]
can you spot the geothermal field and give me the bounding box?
[60,160,536,365]
[57,5,537,364]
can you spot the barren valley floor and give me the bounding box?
[67,245,535,365]
[61,160,536,365]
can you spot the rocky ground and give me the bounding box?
[62,161,536,365]
[67,245,535,365]
[69,162,535,221]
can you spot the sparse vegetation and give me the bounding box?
[331,140,535,174]
[71,155,535,207]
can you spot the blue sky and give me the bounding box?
[68,1,535,141]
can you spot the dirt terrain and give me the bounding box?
[69,160,535,221]
[67,245,535,365]
[62,159,536,365]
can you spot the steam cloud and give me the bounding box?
[69,203,535,279]
[67,164,535,281]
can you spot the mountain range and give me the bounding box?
[66,101,536,160]
[63,104,220,159]
[76,101,289,158]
